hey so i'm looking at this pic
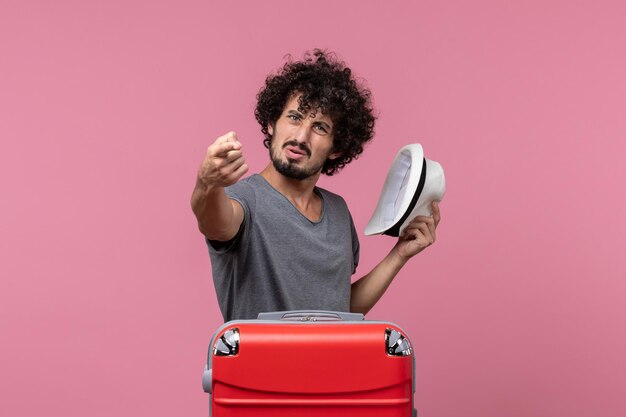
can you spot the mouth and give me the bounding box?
[282,141,310,160]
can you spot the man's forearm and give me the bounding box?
[190,179,236,240]
[350,204,441,315]
[349,249,408,315]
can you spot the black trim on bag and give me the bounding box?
[384,158,427,237]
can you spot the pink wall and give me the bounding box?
[2,1,625,416]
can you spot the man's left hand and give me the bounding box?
[392,201,441,262]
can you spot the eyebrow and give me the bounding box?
[287,110,303,118]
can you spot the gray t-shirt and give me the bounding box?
[207,174,360,322]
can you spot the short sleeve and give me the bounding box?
[350,212,360,274]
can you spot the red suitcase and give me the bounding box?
[202,310,416,416]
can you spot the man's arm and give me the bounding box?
[350,202,441,314]
[191,131,248,241]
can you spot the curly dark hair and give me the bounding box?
[255,49,376,176]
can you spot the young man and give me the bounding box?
[191,50,441,321]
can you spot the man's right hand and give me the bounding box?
[197,131,248,189]
[192,131,247,241]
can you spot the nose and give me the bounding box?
[293,123,313,144]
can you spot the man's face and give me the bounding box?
[268,94,340,180]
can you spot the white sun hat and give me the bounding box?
[364,144,446,237]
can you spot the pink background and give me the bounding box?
[2,1,625,416]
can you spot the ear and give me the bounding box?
[268,123,274,136]
[328,150,343,160]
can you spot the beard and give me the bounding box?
[270,139,324,180]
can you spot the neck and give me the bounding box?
[260,163,321,205]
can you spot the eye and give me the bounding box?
[287,114,301,122]
[314,124,329,134]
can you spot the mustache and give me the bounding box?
[282,140,311,157]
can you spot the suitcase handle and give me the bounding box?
[257,310,364,321]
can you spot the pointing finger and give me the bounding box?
[210,140,242,157]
